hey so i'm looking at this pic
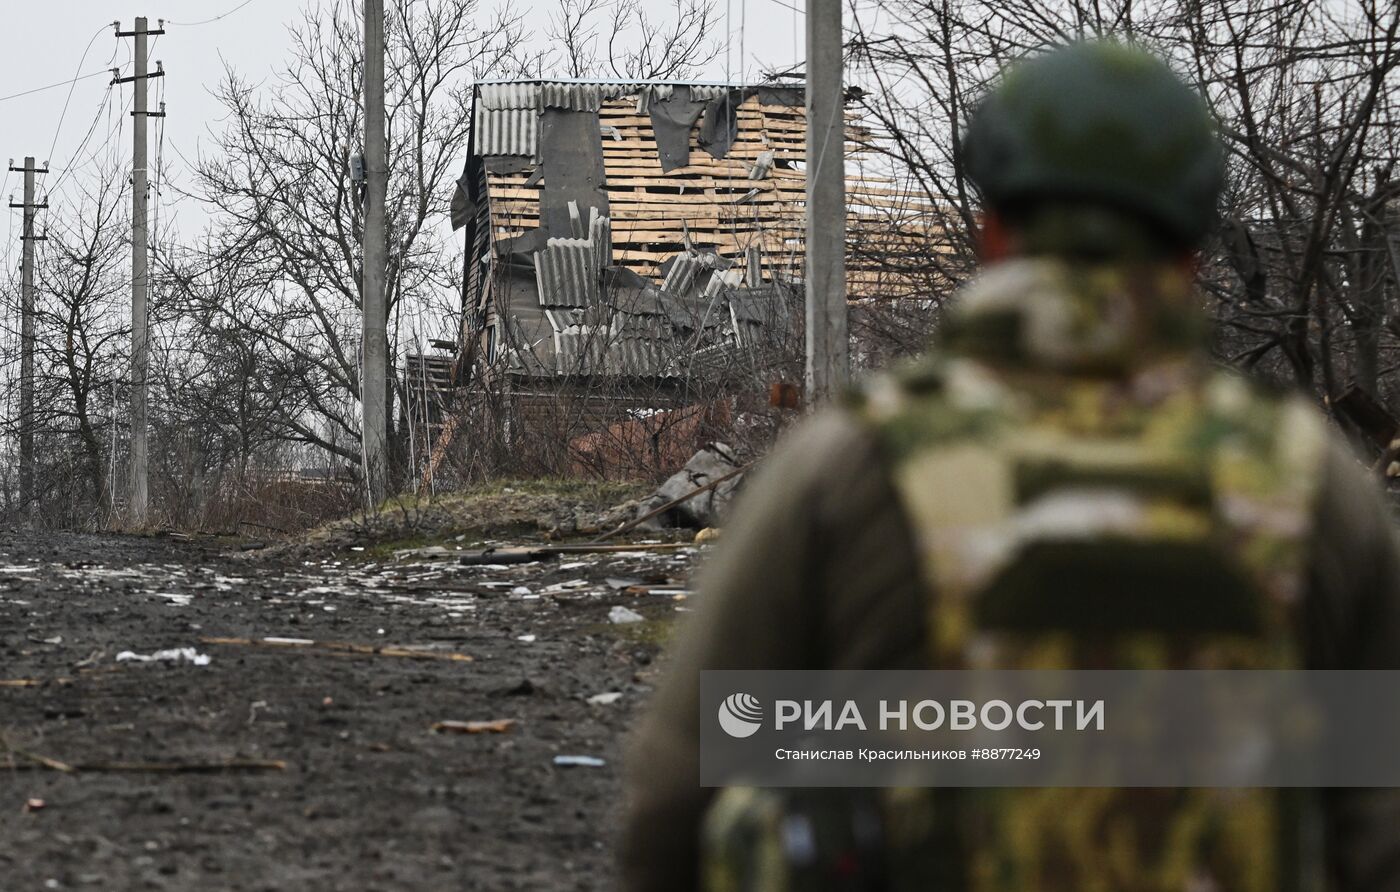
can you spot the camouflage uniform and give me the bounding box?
[622,257,1400,891]
[622,42,1400,892]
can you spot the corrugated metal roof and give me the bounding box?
[474,107,538,157]
[662,254,703,294]
[590,213,611,271]
[540,82,603,111]
[703,268,744,301]
[479,82,540,110]
[635,84,675,113]
[535,238,600,309]
[478,77,750,88]
[689,85,731,102]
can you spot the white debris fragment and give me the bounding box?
[609,606,644,624]
[553,755,605,768]
[511,586,532,596]
[116,647,212,667]
[543,579,590,593]
[517,634,537,643]
[587,691,623,705]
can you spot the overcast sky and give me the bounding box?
[1,0,803,265]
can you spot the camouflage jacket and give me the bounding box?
[622,258,1400,892]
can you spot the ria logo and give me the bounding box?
[718,693,764,738]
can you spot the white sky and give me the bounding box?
[1,0,803,257]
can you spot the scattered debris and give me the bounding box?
[199,637,473,663]
[587,692,623,705]
[629,445,750,532]
[115,647,212,667]
[23,798,46,813]
[553,755,606,768]
[516,634,537,643]
[694,527,721,544]
[609,606,644,624]
[392,545,454,560]
[460,542,694,565]
[432,719,517,734]
[459,547,553,566]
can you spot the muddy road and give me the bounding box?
[0,530,695,890]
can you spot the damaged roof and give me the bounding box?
[457,78,928,379]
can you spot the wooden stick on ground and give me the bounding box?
[3,758,286,774]
[199,637,473,663]
[0,734,75,773]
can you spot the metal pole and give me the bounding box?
[804,0,849,405]
[130,16,150,526]
[362,0,389,505]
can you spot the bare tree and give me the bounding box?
[545,0,720,81]
[188,0,532,477]
[848,0,1400,439]
[29,165,129,527]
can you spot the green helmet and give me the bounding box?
[964,41,1225,249]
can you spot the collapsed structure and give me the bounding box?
[430,78,929,480]
[451,77,922,384]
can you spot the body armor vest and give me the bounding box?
[704,259,1330,892]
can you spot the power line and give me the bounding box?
[167,0,255,27]
[0,69,114,105]
[46,23,122,165]
[46,84,121,201]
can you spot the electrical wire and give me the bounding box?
[46,84,119,201]
[166,0,255,27]
[46,24,122,166]
[152,75,168,252]
[0,69,114,105]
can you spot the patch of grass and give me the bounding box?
[299,476,653,554]
[589,616,680,647]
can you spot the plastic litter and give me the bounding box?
[609,606,644,624]
[587,692,623,705]
[115,647,211,667]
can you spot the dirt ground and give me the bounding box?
[0,527,696,890]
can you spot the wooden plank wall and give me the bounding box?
[485,95,934,299]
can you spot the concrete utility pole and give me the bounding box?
[804,0,850,405]
[9,157,47,523]
[361,0,389,505]
[114,18,165,527]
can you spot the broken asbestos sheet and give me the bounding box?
[115,647,212,667]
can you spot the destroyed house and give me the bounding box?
[451,78,915,385]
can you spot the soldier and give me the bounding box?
[621,41,1400,892]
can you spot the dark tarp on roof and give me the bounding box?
[538,108,608,238]
[647,91,708,172]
